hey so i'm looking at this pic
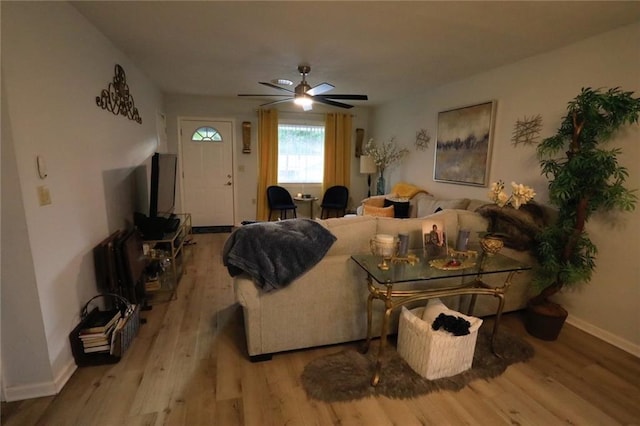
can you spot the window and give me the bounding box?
[278,123,325,183]
[191,126,222,142]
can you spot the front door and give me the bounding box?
[179,119,234,227]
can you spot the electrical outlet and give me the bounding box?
[252,198,256,205]
[37,185,52,206]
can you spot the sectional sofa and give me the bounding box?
[232,195,542,359]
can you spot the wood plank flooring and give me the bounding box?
[2,233,639,425]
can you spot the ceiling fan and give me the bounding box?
[238,64,368,111]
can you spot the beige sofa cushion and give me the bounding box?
[416,197,471,217]
[456,209,490,245]
[376,217,430,250]
[319,216,377,256]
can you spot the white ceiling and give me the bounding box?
[72,1,640,108]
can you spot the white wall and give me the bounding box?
[371,22,640,353]
[163,95,371,223]
[1,2,163,400]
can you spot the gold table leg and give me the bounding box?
[361,288,375,354]
[371,304,392,386]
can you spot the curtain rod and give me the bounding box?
[253,109,356,118]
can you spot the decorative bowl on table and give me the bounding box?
[480,235,504,255]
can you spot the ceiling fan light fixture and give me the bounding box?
[294,95,313,108]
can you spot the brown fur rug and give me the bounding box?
[301,327,534,402]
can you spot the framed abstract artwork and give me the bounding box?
[434,101,496,186]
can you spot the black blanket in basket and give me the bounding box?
[222,219,336,292]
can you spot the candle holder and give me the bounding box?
[370,234,398,270]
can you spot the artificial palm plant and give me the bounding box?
[528,87,640,336]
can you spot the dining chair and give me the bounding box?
[266,185,297,220]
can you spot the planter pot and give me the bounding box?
[524,301,568,341]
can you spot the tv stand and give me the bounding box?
[141,213,192,304]
[164,217,180,233]
[134,212,182,240]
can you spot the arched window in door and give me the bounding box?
[191,126,223,142]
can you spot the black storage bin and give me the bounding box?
[69,293,140,367]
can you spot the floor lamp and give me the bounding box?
[359,155,377,197]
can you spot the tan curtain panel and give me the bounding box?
[257,109,279,221]
[323,113,352,192]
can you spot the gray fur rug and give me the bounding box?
[301,327,534,402]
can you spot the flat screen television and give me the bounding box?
[149,152,177,218]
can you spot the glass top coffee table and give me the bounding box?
[351,249,531,386]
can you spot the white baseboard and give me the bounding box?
[54,360,77,393]
[3,360,76,402]
[567,315,640,358]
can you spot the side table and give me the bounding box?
[293,196,318,218]
[351,250,530,386]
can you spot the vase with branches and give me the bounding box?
[528,87,640,339]
[363,137,409,195]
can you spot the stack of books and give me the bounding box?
[109,304,138,356]
[78,310,121,353]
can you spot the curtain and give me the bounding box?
[323,113,352,192]
[256,109,278,221]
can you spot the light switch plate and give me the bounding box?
[37,185,52,206]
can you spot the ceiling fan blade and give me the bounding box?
[259,98,294,107]
[307,82,334,96]
[238,94,291,97]
[312,97,354,109]
[259,82,294,93]
[315,94,368,101]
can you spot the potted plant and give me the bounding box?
[527,87,640,340]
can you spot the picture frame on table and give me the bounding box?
[433,100,496,187]
[422,218,448,259]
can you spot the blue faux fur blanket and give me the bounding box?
[222,219,337,292]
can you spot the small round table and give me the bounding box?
[293,196,318,218]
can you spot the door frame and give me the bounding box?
[177,116,237,227]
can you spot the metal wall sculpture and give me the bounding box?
[96,64,142,124]
[511,114,542,146]
[415,128,431,150]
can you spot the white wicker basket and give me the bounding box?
[397,303,482,380]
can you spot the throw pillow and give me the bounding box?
[384,198,411,219]
[363,204,395,218]
[361,196,386,208]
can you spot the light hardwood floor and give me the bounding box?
[2,233,639,426]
